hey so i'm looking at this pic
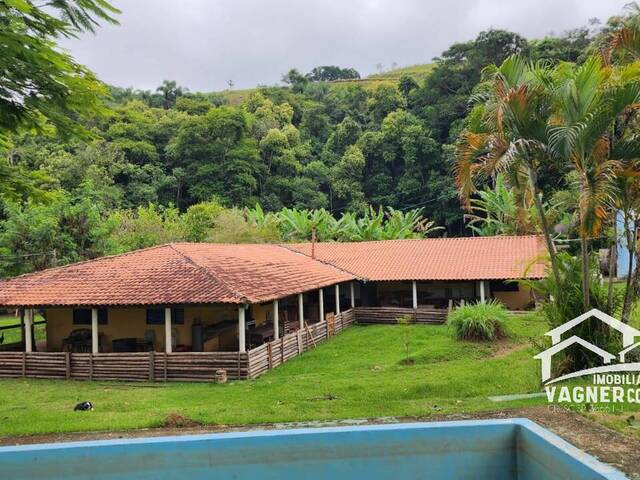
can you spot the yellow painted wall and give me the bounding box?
[493,285,533,310]
[45,305,239,353]
[251,303,271,327]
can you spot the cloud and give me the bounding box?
[60,0,629,92]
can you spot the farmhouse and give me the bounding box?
[0,235,546,382]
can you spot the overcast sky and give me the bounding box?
[60,0,630,92]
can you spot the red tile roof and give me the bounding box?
[0,243,355,307]
[0,236,546,307]
[286,235,547,281]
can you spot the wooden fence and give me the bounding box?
[0,310,356,383]
[247,309,355,378]
[353,306,447,325]
[0,307,444,382]
[0,351,247,382]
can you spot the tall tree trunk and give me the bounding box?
[626,244,640,322]
[580,233,590,310]
[527,165,562,291]
[621,211,636,322]
[607,212,617,312]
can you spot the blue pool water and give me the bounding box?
[0,419,625,479]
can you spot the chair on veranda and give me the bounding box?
[143,330,156,351]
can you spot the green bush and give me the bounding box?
[521,252,623,373]
[448,300,509,341]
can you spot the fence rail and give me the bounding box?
[247,309,355,379]
[0,351,247,382]
[0,307,443,382]
[353,306,447,325]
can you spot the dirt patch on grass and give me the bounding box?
[399,358,416,365]
[2,406,639,477]
[490,340,529,358]
[161,413,201,429]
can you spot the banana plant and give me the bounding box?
[262,205,442,242]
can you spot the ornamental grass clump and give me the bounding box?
[448,300,509,341]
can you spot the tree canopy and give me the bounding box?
[1,3,636,277]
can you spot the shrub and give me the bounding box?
[521,252,623,373]
[448,300,509,341]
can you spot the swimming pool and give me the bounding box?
[0,418,625,479]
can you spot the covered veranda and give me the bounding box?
[0,237,545,381]
[10,280,359,355]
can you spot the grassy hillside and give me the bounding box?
[0,314,549,436]
[338,63,435,88]
[220,63,434,104]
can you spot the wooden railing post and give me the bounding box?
[149,351,155,381]
[280,336,285,364]
[65,352,70,380]
[89,353,94,381]
[163,352,168,382]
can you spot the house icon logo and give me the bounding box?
[534,309,640,385]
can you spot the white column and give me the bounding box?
[298,293,304,329]
[479,281,486,303]
[24,309,33,353]
[412,281,418,309]
[318,289,324,323]
[238,306,246,353]
[335,284,341,314]
[165,307,172,353]
[273,299,279,340]
[91,308,99,354]
[350,282,355,309]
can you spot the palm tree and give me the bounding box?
[465,174,554,236]
[614,165,640,320]
[156,80,185,109]
[455,55,563,289]
[547,56,640,309]
[604,2,640,319]
[603,2,640,65]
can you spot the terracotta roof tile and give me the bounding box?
[0,243,354,307]
[0,236,547,307]
[170,243,356,303]
[285,235,547,281]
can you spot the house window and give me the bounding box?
[146,308,185,325]
[73,308,108,325]
[489,280,519,292]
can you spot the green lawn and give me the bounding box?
[0,315,45,345]
[0,314,554,437]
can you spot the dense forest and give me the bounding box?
[0,1,631,277]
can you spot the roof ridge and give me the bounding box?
[277,244,364,279]
[168,243,250,303]
[0,243,173,285]
[286,234,543,247]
